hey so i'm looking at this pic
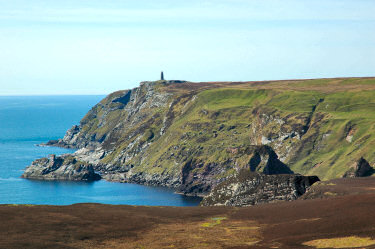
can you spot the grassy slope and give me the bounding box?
[267,78,375,179]
[290,90,375,179]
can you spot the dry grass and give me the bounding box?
[166,77,375,94]
[79,217,262,249]
[3,169,375,249]
[302,236,375,248]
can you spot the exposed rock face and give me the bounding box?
[200,170,320,206]
[249,145,294,175]
[44,125,80,149]
[177,146,294,196]
[22,154,101,181]
[177,159,224,196]
[343,158,374,178]
[45,81,173,150]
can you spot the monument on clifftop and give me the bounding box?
[161,71,164,80]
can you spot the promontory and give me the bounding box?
[22,77,375,205]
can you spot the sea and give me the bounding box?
[0,96,201,206]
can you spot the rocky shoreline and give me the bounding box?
[23,146,320,205]
[22,154,101,181]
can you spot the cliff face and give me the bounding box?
[25,78,375,196]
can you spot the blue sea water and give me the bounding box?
[0,96,201,206]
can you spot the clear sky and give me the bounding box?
[0,0,374,95]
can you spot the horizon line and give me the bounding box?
[0,93,109,97]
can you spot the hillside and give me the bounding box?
[24,77,375,196]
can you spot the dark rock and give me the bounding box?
[42,125,81,149]
[200,170,319,206]
[178,160,210,196]
[343,157,374,178]
[164,80,186,84]
[22,155,101,181]
[227,125,236,131]
[175,146,293,197]
[248,145,294,175]
[177,159,230,196]
[112,90,131,106]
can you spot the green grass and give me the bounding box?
[201,217,227,227]
[339,78,375,85]
[267,91,323,112]
[196,89,268,110]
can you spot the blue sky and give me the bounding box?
[0,0,374,95]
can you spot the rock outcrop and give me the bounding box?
[343,157,374,178]
[176,145,294,196]
[248,145,294,174]
[22,154,101,181]
[200,170,319,206]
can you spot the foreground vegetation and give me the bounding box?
[2,177,375,248]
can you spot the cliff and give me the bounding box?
[23,77,375,197]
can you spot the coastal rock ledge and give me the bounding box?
[200,170,319,206]
[22,154,101,181]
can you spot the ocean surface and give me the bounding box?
[0,96,201,206]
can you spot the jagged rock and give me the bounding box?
[200,170,319,206]
[177,159,234,196]
[42,125,80,148]
[112,91,131,105]
[343,157,374,178]
[22,154,101,181]
[176,146,293,196]
[248,145,294,175]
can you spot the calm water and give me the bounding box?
[0,96,201,206]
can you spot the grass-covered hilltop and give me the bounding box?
[23,77,375,198]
